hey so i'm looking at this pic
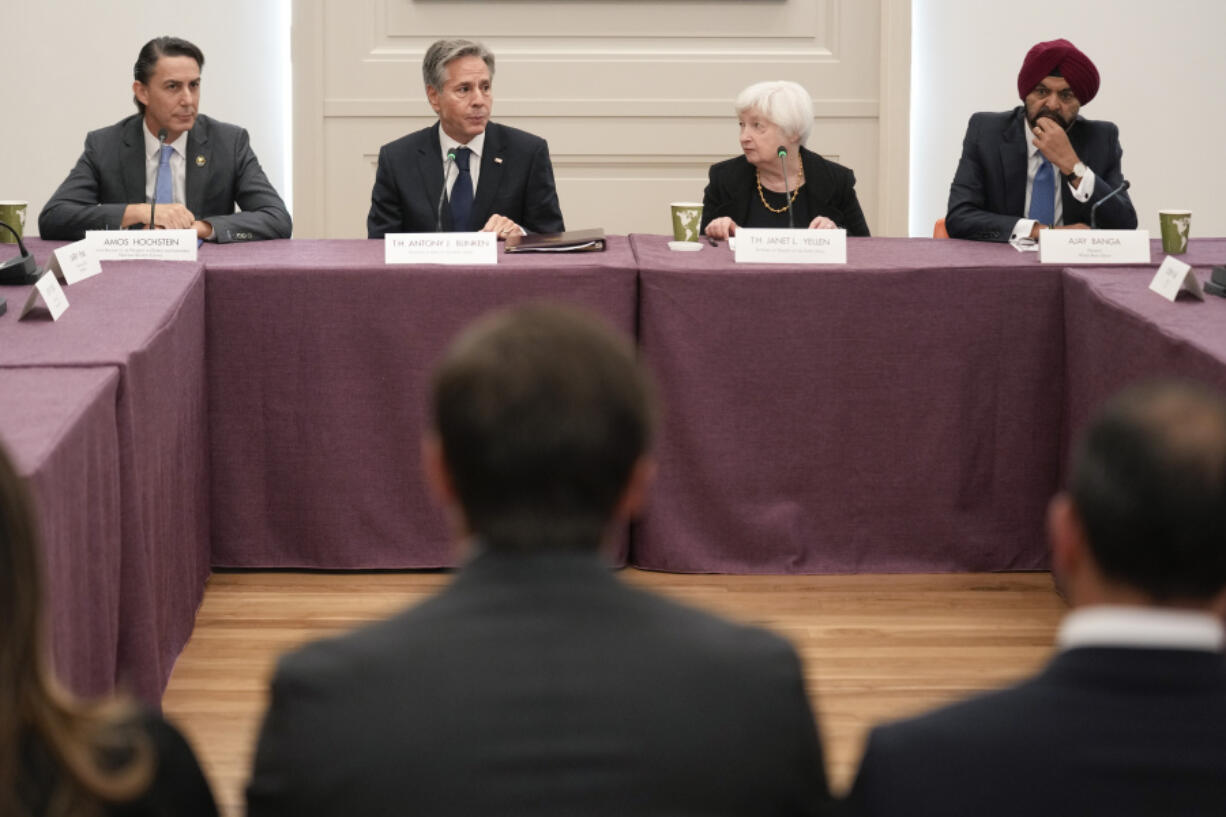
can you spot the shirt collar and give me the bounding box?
[439,129,485,163]
[1057,605,1225,652]
[1021,115,1040,161]
[144,123,189,159]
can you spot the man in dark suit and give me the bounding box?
[246,304,832,817]
[845,379,1226,817]
[366,39,564,239]
[39,37,291,243]
[946,39,1136,242]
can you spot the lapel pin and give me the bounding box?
[195,155,206,167]
[494,157,503,165]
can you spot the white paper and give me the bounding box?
[86,229,198,261]
[1038,230,1150,264]
[20,271,69,321]
[734,229,847,264]
[47,238,101,285]
[1149,256,1204,303]
[384,233,497,265]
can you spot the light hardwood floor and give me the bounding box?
[162,569,1065,817]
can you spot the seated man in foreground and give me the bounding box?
[246,304,832,817]
[39,36,291,243]
[846,379,1226,816]
[945,38,1137,242]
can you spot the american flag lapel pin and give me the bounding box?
[494,157,503,165]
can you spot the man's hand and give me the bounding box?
[705,216,737,240]
[194,220,214,240]
[121,203,197,230]
[481,213,523,240]
[1029,221,1090,239]
[1031,118,1080,177]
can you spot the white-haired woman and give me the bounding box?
[702,80,869,239]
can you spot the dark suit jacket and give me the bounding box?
[366,122,565,237]
[247,550,832,817]
[946,106,1137,241]
[38,114,291,243]
[700,147,870,236]
[845,646,1226,817]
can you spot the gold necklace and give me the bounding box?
[756,168,803,213]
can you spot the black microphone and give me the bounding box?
[435,149,457,232]
[148,127,169,230]
[1090,179,1130,229]
[0,220,41,286]
[777,146,794,230]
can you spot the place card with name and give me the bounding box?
[734,229,847,264]
[1038,229,1150,264]
[46,238,101,285]
[1149,255,1204,303]
[20,270,70,321]
[385,233,497,265]
[86,230,199,261]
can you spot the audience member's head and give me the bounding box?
[427,303,655,554]
[1053,379,1226,610]
[0,442,150,813]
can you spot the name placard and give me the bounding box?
[47,238,101,285]
[86,230,198,261]
[20,270,70,321]
[1039,230,1150,264]
[734,229,847,264]
[1149,256,1204,303]
[385,233,497,265]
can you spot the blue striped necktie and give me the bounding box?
[155,144,175,204]
[1028,157,1055,226]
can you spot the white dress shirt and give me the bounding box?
[1011,117,1098,242]
[142,125,189,206]
[1057,605,1225,653]
[439,130,486,199]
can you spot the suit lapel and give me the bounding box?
[470,123,504,227]
[122,117,148,202]
[185,116,210,216]
[417,123,448,229]
[1000,109,1028,218]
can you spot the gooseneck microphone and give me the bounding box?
[777,146,794,230]
[1090,179,1130,229]
[436,149,457,232]
[0,220,42,286]
[148,128,169,229]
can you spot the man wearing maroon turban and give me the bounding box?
[945,39,1136,242]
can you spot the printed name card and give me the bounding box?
[47,238,101,285]
[734,229,847,264]
[20,271,70,321]
[1149,256,1204,303]
[1039,230,1150,264]
[86,230,198,261]
[385,233,497,265]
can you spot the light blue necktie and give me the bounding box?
[1028,157,1055,226]
[154,144,175,204]
[450,147,474,231]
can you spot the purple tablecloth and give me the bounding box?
[0,242,209,704]
[202,238,638,568]
[631,235,1069,573]
[0,368,122,698]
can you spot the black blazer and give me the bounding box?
[845,646,1226,817]
[945,106,1137,241]
[38,114,291,243]
[700,147,870,236]
[367,121,565,237]
[248,550,832,817]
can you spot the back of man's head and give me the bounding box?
[1071,379,1226,603]
[430,304,654,554]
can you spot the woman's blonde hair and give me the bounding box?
[0,442,152,816]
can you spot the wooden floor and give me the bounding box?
[162,569,1065,817]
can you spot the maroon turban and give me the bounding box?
[1017,39,1100,104]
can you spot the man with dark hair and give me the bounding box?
[945,38,1137,242]
[246,304,832,817]
[366,38,564,238]
[39,36,291,243]
[846,379,1226,817]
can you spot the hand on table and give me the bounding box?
[705,217,737,240]
[481,213,524,240]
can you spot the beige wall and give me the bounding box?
[293,0,911,238]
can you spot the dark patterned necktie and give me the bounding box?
[450,147,474,231]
